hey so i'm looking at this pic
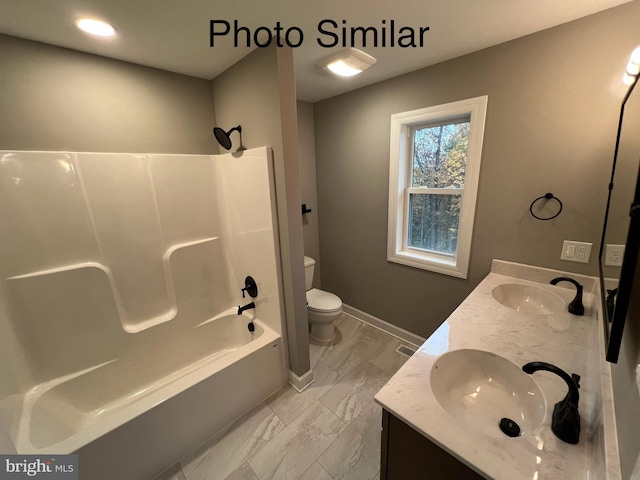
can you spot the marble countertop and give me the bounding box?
[375,260,609,480]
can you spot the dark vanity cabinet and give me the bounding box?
[380,409,485,480]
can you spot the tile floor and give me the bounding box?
[154,314,415,480]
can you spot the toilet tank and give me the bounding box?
[303,256,315,290]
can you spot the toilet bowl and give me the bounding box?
[304,256,343,344]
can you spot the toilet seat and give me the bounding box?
[306,288,342,313]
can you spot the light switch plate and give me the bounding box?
[561,240,592,264]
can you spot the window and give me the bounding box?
[387,96,487,278]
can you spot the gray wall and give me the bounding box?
[211,47,310,377]
[0,34,217,154]
[298,100,321,287]
[313,2,639,339]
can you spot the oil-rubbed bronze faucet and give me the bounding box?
[522,361,581,444]
[237,302,255,315]
[550,277,584,316]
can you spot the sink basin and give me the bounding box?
[492,283,565,315]
[430,349,546,437]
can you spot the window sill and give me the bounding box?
[388,249,467,279]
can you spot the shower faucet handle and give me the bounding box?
[241,276,258,298]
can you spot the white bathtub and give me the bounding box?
[0,147,288,479]
[7,308,286,479]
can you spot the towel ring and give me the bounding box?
[530,193,563,221]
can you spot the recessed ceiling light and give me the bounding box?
[319,48,377,77]
[75,18,116,37]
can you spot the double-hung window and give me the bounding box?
[387,96,487,279]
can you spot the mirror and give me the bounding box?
[599,72,640,364]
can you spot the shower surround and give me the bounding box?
[0,146,287,479]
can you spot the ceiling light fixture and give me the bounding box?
[320,48,376,77]
[75,18,116,37]
[622,46,640,85]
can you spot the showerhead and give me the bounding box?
[213,127,232,150]
[213,125,243,151]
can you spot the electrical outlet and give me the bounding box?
[560,240,592,264]
[605,244,625,266]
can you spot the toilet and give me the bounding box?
[304,256,343,344]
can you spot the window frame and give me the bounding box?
[387,96,488,279]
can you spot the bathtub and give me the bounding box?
[6,308,286,479]
[0,147,288,478]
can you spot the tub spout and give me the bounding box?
[238,302,255,315]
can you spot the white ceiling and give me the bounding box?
[0,0,632,102]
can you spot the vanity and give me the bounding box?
[375,260,619,479]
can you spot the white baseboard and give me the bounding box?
[288,369,315,392]
[342,304,425,348]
